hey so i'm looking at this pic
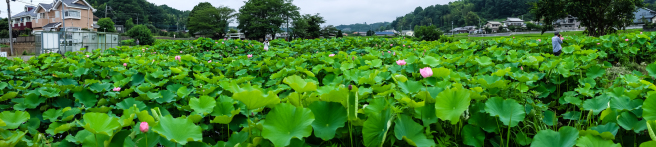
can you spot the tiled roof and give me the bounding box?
[62,0,90,9]
[506,18,523,22]
[40,3,52,10]
[12,6,37,18]
[375,32,394,35]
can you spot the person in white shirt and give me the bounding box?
[263,40,270,51]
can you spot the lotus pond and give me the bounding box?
[1,33,656,147]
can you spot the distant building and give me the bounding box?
[375,32,395,36]
[485,21,502,33]
[400,30,414,36]
[554,15,581,30]
[635,7,656,24]
[503,17,525,27]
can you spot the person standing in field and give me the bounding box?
[552,32,563,56]
[136,39,140,46]
[263,39,269,51]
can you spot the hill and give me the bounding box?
[87,0,190,31]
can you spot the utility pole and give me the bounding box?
[62,6,66,53]
[6,0,14,56]
[451,21,453,36]
[105,5,107,18]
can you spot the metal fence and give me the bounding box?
[36,31,122,56]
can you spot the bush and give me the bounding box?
[437,35,454,43]
[98,18,116,32]
[122,39,136,46]
[127,25,155,45]
[413,25,443,41]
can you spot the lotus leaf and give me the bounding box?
[434,87,471,124]
[575,134,621,147]
[283,75,317,93]
[530,126,578,147]
[152,115,203,145]
[0,111,30,129]
[363,102,394,147]
[232,85,280,110]
[82,112,121,137]
[462,124,485,147]
[189,96,216,115]
[262,103,315,147]
[484,97,525,127]
[617,111,647,133]
[73,89,97,107]
[308,101,347,140]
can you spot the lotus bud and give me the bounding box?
[420,67,433,78]
[348,85,352,90]
[140,122,149,133]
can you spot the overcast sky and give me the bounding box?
[1,0,454,26]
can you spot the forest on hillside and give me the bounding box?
[87,0,190,31]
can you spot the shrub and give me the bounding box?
[127,25,155,45]
[413,25,443,41]
[98,18,116,32]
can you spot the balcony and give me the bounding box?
[11,22,33,30]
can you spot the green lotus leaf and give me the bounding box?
[157,90,176,103]
[397,80,423,94]
[132,130,160,147]
[73,89,97,107]
[643,94,656,120]
[152,115,203,145]
[0,111,30,129]
[116,98,148,111]
[563,111,581,120]
[89,82,112,93]
[575,134,621,147]
[420,56,440,67]
[392,114,435,147]
[476,75,508,89]
[543,110,558,126]
[232,85,280,110]
[530,126,578,147]
[262,103,315,147]
[434,87,471,124]
[0,92,18,102]
[475,56,493,66]
[61,107,81,121]
[516,131,532,146]
[432,67,450,78]
[363,102,394,147]
[210,101,240,124]
[189,96,216,115]
[46,122,73,135]
[484,97,525,127]
[617,111,647,133]
[283,75,317,93]
[42,109,64,122]
[21,92,46,109]
[177,86,192,98]
[586,65,606,79]
[461,124,484,147]
[82,112,121,136]
[468,112,499,133]
[137,110,156,125]
[647,63,656,79]
[308,101,347,140]
[38,87,61,98]
[610,96,642,111]
[0,130,26,146]
[640,141,656,147]
[365,59,383,68]
[591,122,619,137]
[583,96,610,115]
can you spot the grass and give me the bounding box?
[452,29,643,41]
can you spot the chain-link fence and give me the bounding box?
[36,31,122,56]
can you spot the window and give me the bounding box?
[39,13,46,19]
[64,10,81,19]
[55,11,59,18]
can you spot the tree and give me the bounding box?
[321,25,338,38]
[188,4,235,38]
[98,18,117,32]
[414,25,443,41]
[127,25,155,45]
[336,30,343,37]
[125,18,135,30]
[525,22,543,31]
[237,0,299,40]
[291,15,310,39]
[188,2,215,22]
[531,0,643,36]
[305,14,326,38]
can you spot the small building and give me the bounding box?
[400,30,414,36]
[554,15,581,30]
[485,21,502,33]
[634,7,656,24]
[375,32,395,36]
[11,5,37,33]
[451,27,469,33]
[32,0,98,33]
[503,17,524,27]
[114,25,125,33]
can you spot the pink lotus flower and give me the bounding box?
[520,66,524,71]
[180,51,183,53]
[625,39,629,41]
[142,49,145,51]
[153,52,156,54]
[420,67,433,78]
[393,52,396,56]
[403,45,406,47]
[396,60,406,66]
[140,122,149,133]
[112,87,121,92]
[641,32,643,34]
[390,44,393,46]
[247,54,253,58]
[191,47,193,48]
[123,63,127,67]
[215,42,218,43]
[409,46,411,48]
[513,37,515,38]
[597,43,600,45]
[208,60,212,63]
[175,56,181,61]
[222,42,224,44]
[329,54,335,57]
[235,47,238,49]
[138,55,141,57]
[86,55,90,58]
[388,51,391,53]
[264,48,268,51]
[538,39,541,42]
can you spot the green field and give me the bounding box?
[452,29,643,41]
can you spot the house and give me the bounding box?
[554,15,581,30]
[375,32,395,36]
[652,15,656,24]
[114,25,125,33]
[485,21,502,33]
[451,27,469,33]
[10,5,37,32]
[503,17,524,27]
[400,30,414,36]
[634,7,656,24]
[32,0,97,32]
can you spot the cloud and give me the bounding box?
[2,0,454,26]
